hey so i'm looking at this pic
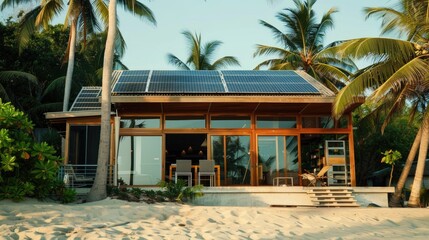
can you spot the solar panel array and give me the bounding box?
[111,70,321,95]
[112,70,150,93]
[222,71,319,93]
[69,87,101,111]
[149,70,224,93]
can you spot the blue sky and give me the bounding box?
[2,0,396,70]
[118,0,395,70]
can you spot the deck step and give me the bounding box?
[307,187,359,207]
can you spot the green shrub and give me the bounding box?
[130,188,143,199]
[0,100,62,201]
[61,188,77,204]
[0,178,34,202]
[159,180,204,203]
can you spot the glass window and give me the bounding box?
[211,135,251,185]
[118,136,162,185]
[256,117,296,128]
[210,116,250,129]
[257,136,298,186]
[68,126,100,165]
[302,116,334,128]
[165,116,205,129]
[120,117,160,128]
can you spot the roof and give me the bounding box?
[69,86,102,111]
[46,70,363,118]
[110,70,335,97]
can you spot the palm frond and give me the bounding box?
[203,40,223,60]
[42,76,65,99]
[254,44,297,58]
[314,62,350,84]
[17,6,42,52]
[94,0,109,25]
[167,54,190,70]
[269,62,294,70]
[117,0,157,25]
[310,7,336,50]
[0,71,38,85]
[77,0,101,44]
[370,57,429,102]
[211,56,240,70]
[1,0,34,10]
[379,87,409,133]
[334,37,415,62]
[37,0,63,29]
[258,19,292,47]
[332,60,398,118]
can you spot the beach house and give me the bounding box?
[46,70,363,188]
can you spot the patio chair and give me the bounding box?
[175,160,192,187]
[198,160,215,186]
[301,165,332,187]
[63,165,94,188]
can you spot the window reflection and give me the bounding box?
[257,136,298,186]
[211,116,250,128]
[120,117,160,128]
[118,136,162,185]
[165,116,205,129]
[257,117,297,128]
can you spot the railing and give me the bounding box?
[59,164,115,188]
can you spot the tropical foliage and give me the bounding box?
[332,0,429,207]
[0,20,69,126]
[254,0,356,92]
[168,30,240,70]
[0,0,156,111]
[0,99,66,201]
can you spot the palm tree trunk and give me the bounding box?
[389,127,422,207]
[408,114,429,207]
[87,0,116,202]
[63,21,77,111]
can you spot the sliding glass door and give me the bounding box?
[118,136,162,185]
[211,135,251,186]
[257,136,299,186]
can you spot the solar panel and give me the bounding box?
[69,87,101,111]
[221,70,320,94]
[148,70,224,93]
[112,70,150,93]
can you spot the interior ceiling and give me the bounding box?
[115,102,334,115]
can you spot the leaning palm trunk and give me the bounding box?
[87,0,116,202]
[408,114,429,207]
[63,21,77,111]
[389,127,422,207]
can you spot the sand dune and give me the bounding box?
[1,198,428,239]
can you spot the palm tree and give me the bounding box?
[254,0,356,92]
[332,0,429,207]
[86,0,117,202]
[167,30,240,70]
[1,0,156,111]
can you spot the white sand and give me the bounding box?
[1,198,428,239]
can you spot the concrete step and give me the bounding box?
[309,193,353,196]
[316,203,360,207]
[307,187,359,207]
[312,199,357,203]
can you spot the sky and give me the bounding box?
[2,0,396,70]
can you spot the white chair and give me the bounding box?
[198,160,215,186]
[175,160,192,187]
